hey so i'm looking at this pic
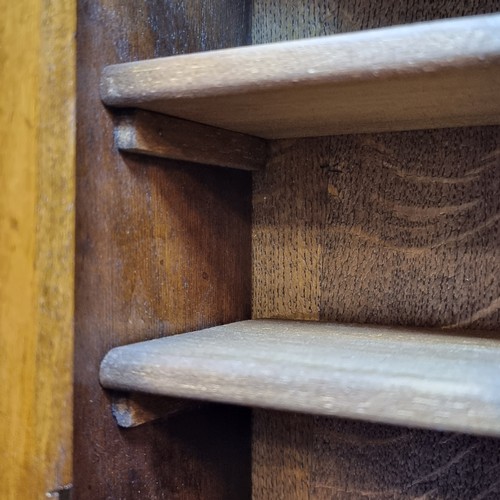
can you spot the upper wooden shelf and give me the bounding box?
[101,14,500,139]
[100,319,500,437]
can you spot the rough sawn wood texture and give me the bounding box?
[252,0,500,498]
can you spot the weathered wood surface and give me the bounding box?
[115,110,268,170]
[75,1,252,498]
[252,1,500,498]
[0,0,75,498]
[100,319,500,436]
[101,14,500,138]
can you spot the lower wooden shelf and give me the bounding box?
[100,319,500,436]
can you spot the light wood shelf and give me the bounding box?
[100,319,500,437]
[100,14,500,139]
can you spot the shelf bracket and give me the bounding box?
[109,391,201,428]
[114,109,268,171]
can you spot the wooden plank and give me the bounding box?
[0,0,75,498]
[101,14,500,139]
[100,319,500,437]
[115,110,268,170]
[75,1,252,498]
[251,2,500,498]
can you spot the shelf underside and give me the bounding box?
[101,14,500,139]
[100,320,500,437]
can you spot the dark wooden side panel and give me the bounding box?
[75,1,252,498]
[252,1,500,498]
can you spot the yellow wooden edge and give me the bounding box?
[0,0,75,498]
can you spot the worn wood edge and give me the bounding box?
[109,391,202,428]
[114,110,268,170]
[100,14,500,103]
[99,320,500,437]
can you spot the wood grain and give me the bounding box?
[257,412,500,499]
[101,14,500,138]
[75,1,252,498]
[253,411,313,499]
[0,0,75,498]
[252,1,500,498]
[100,319,500,436]
[115,109,268,170]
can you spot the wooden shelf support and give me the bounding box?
[109,391,202,428]
[114,110,268,170]
[101,14,500,139]
[100,319,500,437]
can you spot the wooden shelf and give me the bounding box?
[100,14,500,139]
[100,319,500,437]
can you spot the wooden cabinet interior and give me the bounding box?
[99,9,500,435]
[76,1,500,498]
